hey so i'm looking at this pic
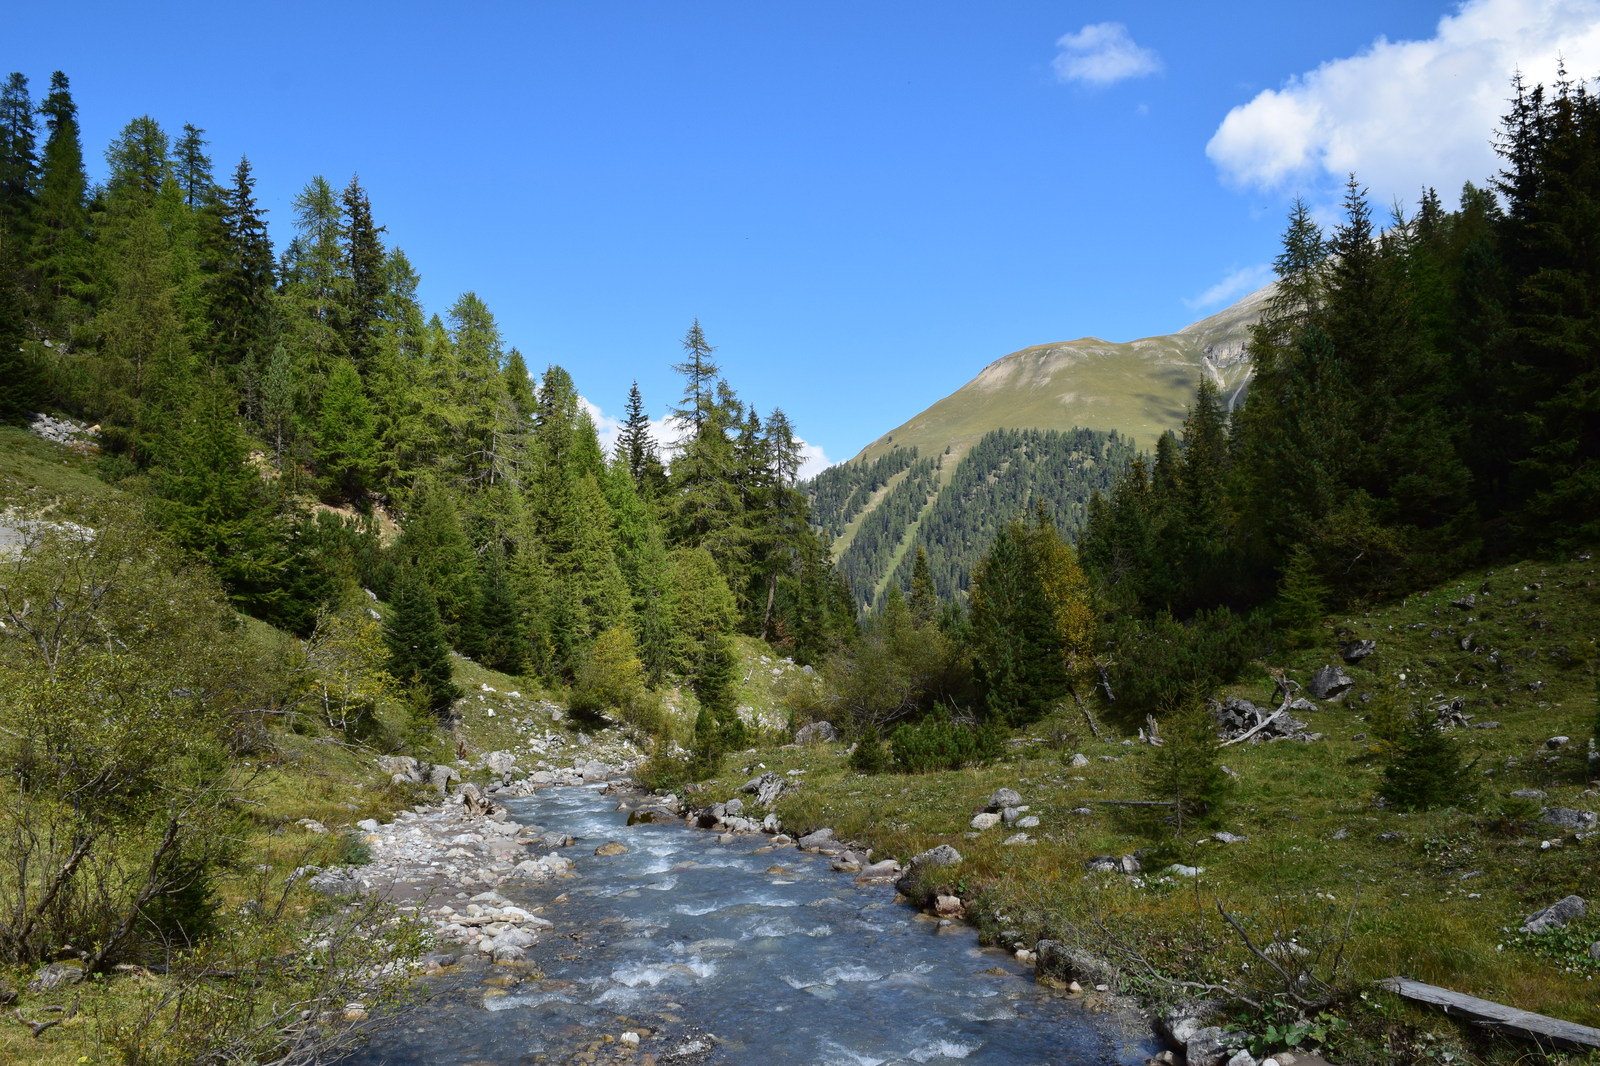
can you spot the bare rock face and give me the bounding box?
[1523,894,1586,934]
[794,720,839,745]
[1306,665,1356,701]
[741,771,788,807]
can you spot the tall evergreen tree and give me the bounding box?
[31,72,91,330]
[386,564,460,719]
[968,511,1070,726]
[173,124,215,211]
[205,157,277,369]
[314,357,379,498]
[0,72,38,242]
[340,176,386,375]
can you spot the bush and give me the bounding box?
[849,731,890,774]
[1138,696,1232,830]
[1379,707,1477,811]
[888,713,1004,773]
[570,626,659,735]
[1105,607,1270,726]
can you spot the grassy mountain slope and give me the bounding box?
[855,282,1271,468]
[809,284,1273,605]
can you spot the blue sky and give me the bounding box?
[12,1,1600,472]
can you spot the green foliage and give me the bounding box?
[0,506,244,969]
[1138,696,1231,828]
[968,510,1084,726]
[384,565,459,719]
[1378,706,1477,811]
[570,625,658,734]
[694,632,747,750]
[1273,544,1331,650]
[848,730,890,774]
[1104,608,1270,726]
[887,712,1004,773]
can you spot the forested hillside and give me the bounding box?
[0,72,859,702]
[808,427,1135,609]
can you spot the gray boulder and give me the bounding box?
[1307,665,1356,701]
[1034,939,1116,988]
[741,771,788,807]
[895,844,962,894]
[970,812,1002,831]
[1184,1026,1231,1066]
[307,867,365,897]
[1541,807,1598,831]
[1523,894,1586,934]
[988,787,1024,809]
[796,828,836,850]
[794,720,839,745]
[428,763,461,791]
[377,755,422,783]
[1342,639,1377,663]
[484,750,518,778]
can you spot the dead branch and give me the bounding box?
[1220,671,1301,748]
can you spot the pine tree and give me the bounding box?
[0,73,38,232]
[694,632,746,750]
[386,565,460,718]
[30,72,91,329]
[314,357,378,498]
[340,175,386,375]
[104,115,170,206]
[470,541,525,675]
[149,368,288,617]
[615,381,666,496]
[173,124,214,210]
[671,318,720,433]
[280,175,347,379]
[968,512,1070,726]
[205,157,277,369]
[908,545,938,626]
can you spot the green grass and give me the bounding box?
[0,423,116,509]
[691,549,1600,1065]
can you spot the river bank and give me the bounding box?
[333,766,1158,1066]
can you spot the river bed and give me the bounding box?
[344,783,1156,1065]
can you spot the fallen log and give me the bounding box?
[1378,977,1600,1051]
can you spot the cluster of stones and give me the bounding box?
[26,412,97,451]
[299,741,635,970]
[967,786,1041,845]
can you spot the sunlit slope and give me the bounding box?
[854,282,1272,465]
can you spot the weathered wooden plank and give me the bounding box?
[1379,977,1600,1051]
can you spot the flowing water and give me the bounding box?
[347,784,1155,1065]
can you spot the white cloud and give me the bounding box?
[1184,263,1276,311]
[796,441,833,481]
[583,396,833,481]
[1207,0,1600,203]
[1053,23,1162,86]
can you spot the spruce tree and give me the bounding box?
[0,73,38,231]
[30,72,91,329]
[968,513,1070,726]
[471,541,525,675]
[314,357,378,498]
[908,545,938,626]
[386,565,460,718]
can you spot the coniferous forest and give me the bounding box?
[0,71,858,708]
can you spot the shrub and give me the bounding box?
[1379,707,1477,810]
[1138,695,1232,830]
[849,731,890,774]
[889,713,1004,773]
[570,626,659,735]
[1105,607,1270,726]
